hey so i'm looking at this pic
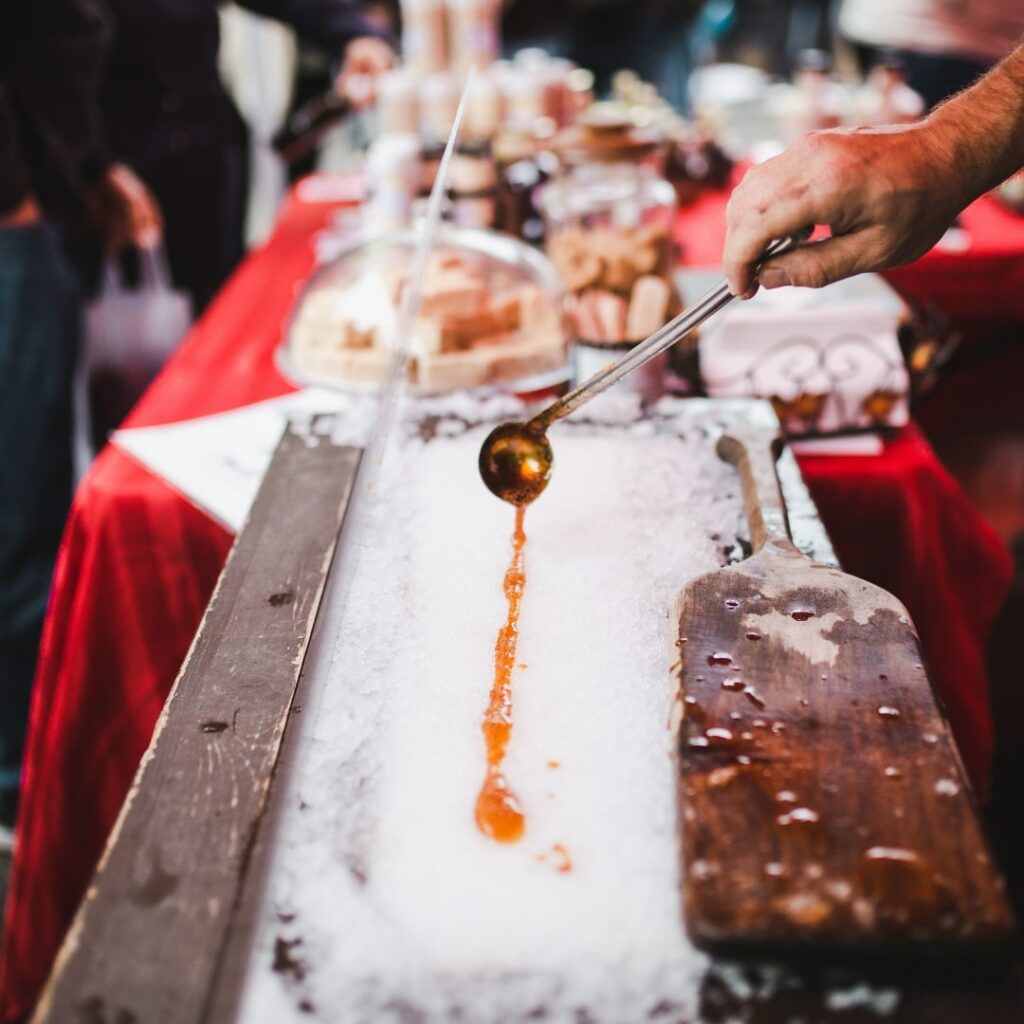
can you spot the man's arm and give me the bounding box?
[722,43,1024,298]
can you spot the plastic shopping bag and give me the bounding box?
[73,244,192,477]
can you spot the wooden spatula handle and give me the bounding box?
[716,428,800,557]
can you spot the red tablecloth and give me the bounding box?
[0,178,1013,1023]
[675,167,1024,323]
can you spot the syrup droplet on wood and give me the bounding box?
[743,685,766,710]
[777,807,820,826]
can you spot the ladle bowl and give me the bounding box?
[478,422,553,506]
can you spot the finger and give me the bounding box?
[758,229,882,290]
[128,189,163,245]
[364,40,396,72]
[358,49,393,74]
[721,132,865,298]
[134,208,162,248]
[120,171,162,232]
[723,165,824,298]
[347,72,376,109]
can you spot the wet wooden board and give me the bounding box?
[31,419,362,1024]
[676,414,1016,960]
[696,957,1024,1023]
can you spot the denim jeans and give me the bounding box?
[0,221,78,820]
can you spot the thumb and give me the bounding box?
[758,232,876,290]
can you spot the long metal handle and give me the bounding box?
[717,427,800,557]
[529,231,809,432]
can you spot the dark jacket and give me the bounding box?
[0,0,110,217]
[99,0,389,167]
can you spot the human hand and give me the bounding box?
[723,121,969,298]
[0,195,41,227]
[335,36,395,110]
[88,163,163,252]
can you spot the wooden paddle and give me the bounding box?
[675,412,1015,961]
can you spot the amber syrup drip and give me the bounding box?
[476,506,528,842]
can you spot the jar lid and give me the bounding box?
[554,104,665,164]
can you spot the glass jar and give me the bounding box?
[492,118,559,246]
[540,108,680,390]
[283,226,570,395]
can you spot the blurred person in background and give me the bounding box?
[96,0,396,313]
[501,0,701,109]
[839,0,1024,108]
[564,0,700,109]
[0,1,159,834]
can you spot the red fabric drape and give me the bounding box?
[0,175,1013,1023]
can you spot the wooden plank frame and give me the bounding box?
[32,419,361,1024]
[30,407,1024,1024]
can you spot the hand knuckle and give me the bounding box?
[725,190,746,225]
[799,261,829,289]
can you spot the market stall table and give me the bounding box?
[0,176,1013,1023]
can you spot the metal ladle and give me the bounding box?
[479,232,810,506]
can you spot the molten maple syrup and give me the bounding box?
[476,506,528,842]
